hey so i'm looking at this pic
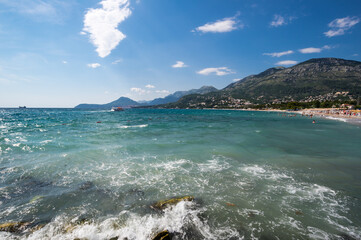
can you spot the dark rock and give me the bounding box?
[0,222,31,233]
[295,210,303,215]
[151,196,194,211]
[79,181,94,191]
[339,233,356,240]
[152,230,171,240]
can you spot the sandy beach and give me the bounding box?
[297,108,361,124]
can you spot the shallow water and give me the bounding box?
[0,108,360,239]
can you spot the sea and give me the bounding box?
[0,108,360,240]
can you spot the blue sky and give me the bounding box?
[0,0,360,107]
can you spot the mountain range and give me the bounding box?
[75,58,361,109]
[162,58,361,109]
[74,86,217,109]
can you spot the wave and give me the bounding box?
[2,201,241,240]
[120,124,148,129]
[325,116,348,122]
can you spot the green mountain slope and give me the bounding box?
[164,58,361,108]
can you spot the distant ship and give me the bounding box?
[19,106,26,109]
[111,107,124,111]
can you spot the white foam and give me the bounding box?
[325,116,348,122]
[120,124,148,129]
[241,165,293,181]
[307,226,331,239]
[242,165,266,175]
[23,201,241,240]
[198,158,230,172]
[154,159,190,171]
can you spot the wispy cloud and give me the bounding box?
[87,63,101,68]
[270,15,285,27]
[270,15,295,27]
[233,78,242,82]
[324,16,360,37]
[197,67,235,76]
[276,60,297,66]
[156,90,170,94]
[62,60,68,64]
[299,45,331,54]
[263,50,294,57]
[172,61,187,68]
[130,87,146,94]
[0,0,72,23]
[83,0,132,58]
[112,59,123,64]
[194,14,242,33]
[145,84,155,89]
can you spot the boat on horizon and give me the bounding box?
[111,107,124,112]
[19,106,26,109]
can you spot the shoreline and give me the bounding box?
[203,107,361,124]
[297,108,361,123]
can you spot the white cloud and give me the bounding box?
[353,53,359,56]
[145,84,155,89]
[194,15,241,33]
[83,0,132,58]
[324,16,360,37]
[172,61,187,68]
[263,50,294,57]
[62,60,68,64]
[233,78,241,82]
[130,87,145,94]
[87,63,101,68]
[197,67,235,76]
[156,90,170,94]
[299,47,322,54]
[299,45,331,54]
[270,15,285,27]
[270,15,295,27]
[276,60,297,66]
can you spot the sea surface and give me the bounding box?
[0,108,360,240]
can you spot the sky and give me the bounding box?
[0,0,360,107]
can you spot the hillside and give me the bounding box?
[74,86,218,109]
[163,58,361,109]
[144,86,218,105]
[75,97,140,109]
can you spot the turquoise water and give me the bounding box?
[0,108,360,240]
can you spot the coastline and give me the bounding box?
[203,107,361,124]
[297,108,361,124]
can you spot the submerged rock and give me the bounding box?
[30,195,44,203]
[339,233,357,240]
[29,223,46,232]
[65,218,91,233]
[295,210,303,215]
[108,237,119,240]
[79,181,94,191]
[226,202,236,207]
[151,196,194,210]
[152,230,171,240]
[0,222,31,233]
